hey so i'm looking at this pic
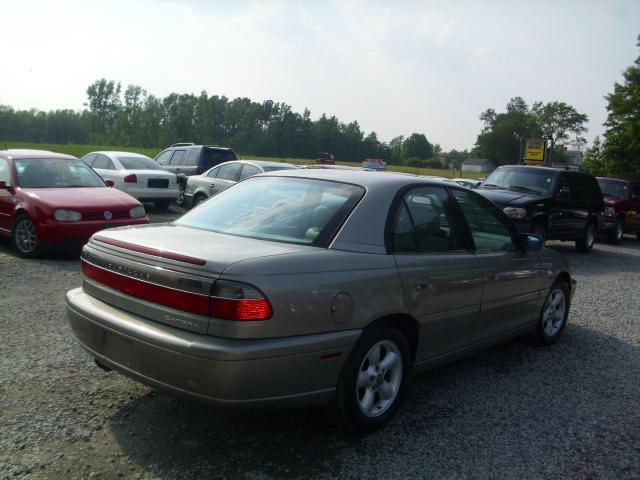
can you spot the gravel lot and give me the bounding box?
[1,207,639,479]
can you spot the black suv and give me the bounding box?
[154,143,238,206]
[476,165,604,252]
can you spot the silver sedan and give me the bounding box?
[66,170,575,432]
[183,159,297,209]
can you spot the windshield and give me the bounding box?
[176,176,365,245]
[597,180,629,199]
[15,159,106,188]
[118,156,160,170]
[481,168,554,194]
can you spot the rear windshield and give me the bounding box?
[598,179,629,199]
[480,168,555,194]
[202,149,238,170]
[262,165,298,172]
[176,176,365,246]
[15,159,106,188]
[118,156,160,170]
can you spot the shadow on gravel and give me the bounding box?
[0,236,80,263]
[107,324,639,479]
[546,238,640,275]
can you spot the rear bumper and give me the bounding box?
[123,187,180,200]
[39,218,149,249]
[66,288,359,409]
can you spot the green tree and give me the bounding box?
[531,101,588,163]
[387,135,404,165]
[602,37,640,178]
[85,79,121,141]
[402,133,433,160]
[474,97,539,166]
[582,136,607,176]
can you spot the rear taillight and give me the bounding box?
[124,174,138,183]
[210,280,272,321]
[82,260,210,316]
[82,260,272,321]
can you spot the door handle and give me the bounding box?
[488,274,500,282]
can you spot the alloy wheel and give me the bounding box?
[542,288,567,337]
[356,340,403,418]
[15,218,38,254]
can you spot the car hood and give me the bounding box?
[89,223,318,275]
[476,188,550,207]
[20,187,142,209]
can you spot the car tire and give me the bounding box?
[12,214,41,258]
[176,185,186,208]
[575,221,596,253]
[323,325,411,433]
[154,200,171,211]
[193,194,208,207]
[531,222,547,245]
[607,218,624,244]
[528,279,570,346]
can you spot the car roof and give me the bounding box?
[241,160,297,168]
[91,151,152,158]
[596,176,635,183]
[260,167,456,190]
[0,149,77,160]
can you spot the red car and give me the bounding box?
[0,149,149,256]
[597,177,640,243]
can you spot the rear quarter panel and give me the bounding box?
[213,249,407,339]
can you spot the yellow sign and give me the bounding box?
[524,140,545,165]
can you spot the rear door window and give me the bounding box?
[216,163,242,181]
[169,150,186,165]
[239,163,262,180]
[183,148,200,166]
[568,174,591,200]
[203,149,238,170]
[392,187,463,253]
[92,154,110,169]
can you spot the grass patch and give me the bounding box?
[2,141,485,179]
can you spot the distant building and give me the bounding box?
[462,158,494,173]
[564,150,584,166]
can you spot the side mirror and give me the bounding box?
[557,188,571,199]
[522,234,543,252]
[105,180,114,187]
[0,180,14,193]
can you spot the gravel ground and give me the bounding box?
[1,207,639,479]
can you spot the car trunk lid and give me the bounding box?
[80,224,315,334]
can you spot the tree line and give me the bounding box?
[581,36,640,179]
[2,35,637,178]
[0,81,441,165]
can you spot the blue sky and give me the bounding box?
[1,0,638,150]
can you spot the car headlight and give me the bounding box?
[503,207,527,219]
[54,209,82,222]
[129,206,146,218]
[604,206,615,217]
